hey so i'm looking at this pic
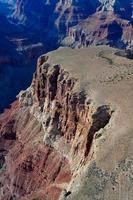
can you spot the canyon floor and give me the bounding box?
[0,46,133,200]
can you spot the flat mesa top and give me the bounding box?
[47,46,133,105]
[47,46,133,169]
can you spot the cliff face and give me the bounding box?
[66,11,133,49]
[11,0,100,50]
[0,101,71,200]
[99,0,133,20]
[0,0,132,112]
[0,47,113,200]
[2,0,133,52]
[0,46,133,200]
[29,54,112,159]
[0,0,99,112]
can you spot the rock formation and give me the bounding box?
[1,0,133,53]
[65,11,133,49]
[0,46,133,199]
[0,0,132,111]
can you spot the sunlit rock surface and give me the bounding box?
[0,46,133,199]
[0,0,132,111]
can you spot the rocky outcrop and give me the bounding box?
[0,0,99,112]
[11,0,100,51]
[0,48,113,200]
[0,0,133,112]
[3,0,133,52]
[29,54,112,160]
[0,101,72,200]
[99,0,133,20]
[65,11,133,49]
[1,46,133,199]
[0,0,133,55]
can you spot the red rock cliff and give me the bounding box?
[66,11,133,49]
[0,52,112,200]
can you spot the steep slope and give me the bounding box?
[0,0,133,112]
[0,46,133,200]
[61,1,133,48]
[65,11,133,49]
[0,0,99,112]
[1,0,133,52]
[11,0,100,50]
[99,0,133,19]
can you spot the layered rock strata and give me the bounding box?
[65,11,133,49]
[0,46,133,200]
[0,47,113,200]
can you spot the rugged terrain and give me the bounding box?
[66,11,133,48]
[0,0,133,111]
[0,46,133,200]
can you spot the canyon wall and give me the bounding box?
[0,47,113,200]
[0,0,132,111]
[66,11,133,49]
[0,46,133,200]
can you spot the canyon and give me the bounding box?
[66,11,133,48]
[0,0,133,111]
[0,46,133,199]
[0,1,133,200]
